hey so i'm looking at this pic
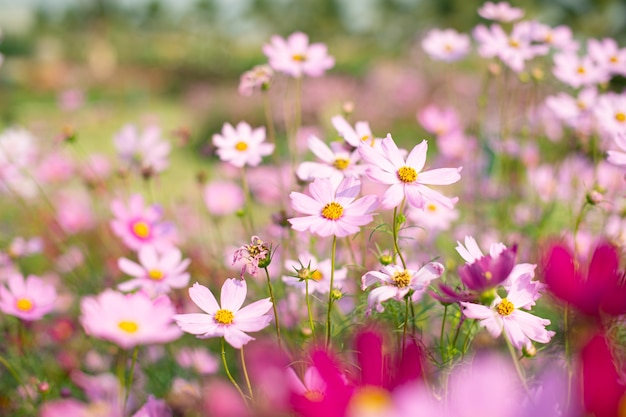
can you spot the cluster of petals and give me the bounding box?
[552,52,608,88]
[358,134,461,210]
[80,290,182,349]
[456,236,517,291]
[477,1,524,22]
[113,124,171,175]
[421,28,471,62]
[544,87,597,130]
[238,64,273,96]
[212,121,274,168]
[296,135,365,184]
[288,177,379,238]
[331,115,378,148]
[263,32,335,78]
[588,37,626,77]
[0,273,57,321]
[282,251,347,294]
[361,262,444,313]
[173,279,273,349]
[117,246,190,296]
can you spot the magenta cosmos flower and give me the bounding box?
[288,177,379,238]
[80,290,182,349]
[263,32,335,78]
[117,246,190,296]
[213,121,274,168]
[0,273,56,321]
[173,279,273,349]
[359,134,461,210]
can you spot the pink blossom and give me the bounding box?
[552,53,608,88]
[607,132,626,166]
[421,29,471,62]
[113,124,171,175]
[263,32,335,78]
[417,105,462,136]
[0,127,38,198]
[594,93,626,135]
[282,251,347,294]
[213,122,274,168]
[358,134,462,210]
[82,153,111,183]
[232,235,272,278]
[55,190,96,234]
[176,347,219,375]
[57,88,85,112]
[203,180,245,216]
[407,200,459,232]
[8,236,42,258]
[477,2,524,22]
[0,273,57,321]
[173,279,273,349]
[288,177,379,238]
[80,290,182,349]
[37,151,74,183]
[117,246,190,295]
[526,21,579,52]
[296,135,365,184]
[331,115,377,148]
[544,87,597,130]
[132,396,172,417]
[238,64,273,96]
[588,37,626,77]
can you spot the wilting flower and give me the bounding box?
[282,251,347,294]
[421,28,471,62]
[113,124,171,176]
[213,122,274,168]
[232,236,272,278]
[80,290,182,349]
[173,279,273,349]
[117,246,191,296]
[0,273,57,321]
[263,32,335,78]
[456,236,517,292]
[239,64,273,96]
[288,177,378,238]
[359,134,461,210]
[477,1,524,22]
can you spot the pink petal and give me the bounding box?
[220,278,247,312]
[188,283,220,314]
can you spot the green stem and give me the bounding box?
[305,278,315,334]
[440,305,448,364]
[123,346,139,412]
[504,334,530,394]
[0,355,22,385]
[221,338,248,405]
[240,345,254,402]
[325,236,337,349]
[392,206,407,269]
[263,267,282,349]
[291,76,302,170]
[241,167,255,235]
[402,295,411,359]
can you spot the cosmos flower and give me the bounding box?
[594,92,626,135]
[0,273,57,321]
[477,2,524,22]
[296,135,365,184]
[212,122,274,168]
[113,124,171,176]
[331,115,377,148]
[232,235,272,278]
[263,32,335,78]
[587,37,626,77]
[417,105,462,137]
[288,177,379,238]
[282,251,347,294]
[552,53,608,89]
[203,180,245,216]
[455,236,517,292]
[173,279,273,349]
[238,64,273,96]
[358,134,461,210]
[421,28,471,62]
[607,132,626,166]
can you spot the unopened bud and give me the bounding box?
[331,289,343,300]
[380,254,393,266]
[522,344,536,358]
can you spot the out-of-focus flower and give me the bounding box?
[263,32,335,78]
[527,21,579,52]
[552,53,608,88]
[588,37,626,77]
[82,153,111,184]
[0,127,38,198]
[113,124,171,176]
[37,151,74,184]
[239,64,273,96]
[57,88,85,112]
[406,200,459,232]
[118,246,190,296]
[421,29,471,62]
[203,380,251,417]
[544,87,597,131]
[359,134,461,210]
[203,180,244,216]
[173,279,273,349]
[80,290,182,349]
[132,395,172,417]
[0,273,57,321]
[56,246,84,274]
[55,190,96,234]
[8,236,43,258]
[478,1,524,22]
[417,105,462,137]
[296,135,365,184]
[176,347,219,375]
[607,132,626,166]
[213,122,274,168]
[331,115,377,148]
[232,235,272,278]
[282,251,347,294]
[288,177,379,238]
[361,262,444,313]
[456,236,517,292]
[594,92,626,135]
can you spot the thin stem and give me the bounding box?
[564,305,572,404]
[305,278,315,334]
[0,355,22,385]
[440,305,448,364]
[504,334,530,394]
[402,295,411,360]
[123,346,139,412]
[240,345,254,402]
[344,236,358,266]
[290,76,302,170]
[241,167,255,235]
[221,338,248,405]
[263,267,282,349]
[392,207,407,269]
[325,235,337,349]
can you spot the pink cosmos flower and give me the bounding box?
[0,127,38,198]
[232,235,273,278]
[0,273,57,321]
[460,276,554,350]
[421,28,471,62]
[552,53,608,88]
[238,64,273,96]
[203,180,245,216]
[288,177,379,238]
[110,193,177,251]
[8,236,43,258]
[212,122,274,168]
[545,87,597,130]
[176,347,219,375]
[358,134,462,210]
[263,32,335,78]
[527,21,579,52]
[361,262,444,313]
[117,246,190,296]
[80,290,181,349]
[607,132,626,166]
[113,124,171,175]
[282,251,347,294]
[37,151,74,184]
[286,366,327,401]
[57,88,85,112]
[173,279,273,349]
[588,37,626,77]
[331,115,377,148]
[407,200,459,232]
[55,191,96,235]
[417,105,462,136]
[296,135,365,184]
[477,2,524,22]
[594,93,626,135]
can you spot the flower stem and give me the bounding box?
[402,295,411,359]
[123,346,139,413]
[440,304,448,364]
[0,355,22,386]
[504,334,530,394]
[240,345,254,402]
[325,235,337,349]
[305,278,315,334]
[392,207,407,269]
[221,338,248,405]
[263,266,282,349]
[241,166,255,235]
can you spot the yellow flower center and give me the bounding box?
[16,298,33,312]
[214,309,234,325]
[132,221,151,239]
[610,56,619,64]
[397,166,418,183]
[118,321,139,333]
[360,135,370,142]
[577,100,586,110]
[333,158,350,170]
[616,112,626,123]
[310,269,323,281]
[321,202,344,220]
[496,298,514,316]
[444,43,453,52]
[392,270,411,288]
[426,203,437,212]
[304,390,324,402]
[347,386,392,417]
[235,141,248,151]
[485,271,493,280]
[577,66,586,74]
[148,269,164,281]
[292,54,307,62]
[508,39,520,48]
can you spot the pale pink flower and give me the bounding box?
[37,151,74,183]
[114,124,171,175]
[285,366,326,399]
[417,105,462,136]
[361,262,444,313]
[55,190,96,234]
[80,290,182,349]
[8,236,42,258]
[82,153,111,183]
[263,32,335,78]
[132,396,172,417]
[407,200,459,232]
[594,93,626,135]
[239,64,273,96]
[288,177,379,238]
[0,127,38,198]
[331,114,377,148]
[296,135,365,183]
[0,273,57,321]
[213,122,274,168]
[421,28,471,62]
[544,87,597,130]
[607,132,626,166]
[526,21,578,52]
[478,2,524,22]
[110,193,177,251]
[117,246,190,295]
[588,37,626,77]
[552,53,608,88]
[173,279,273,349]
[282,251,347,294]
[203,180,244,216]
[57,88,85,112]
[359,134,462,210]
[176,347,219,375]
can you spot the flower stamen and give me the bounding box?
[496,298,514,316]
[321,202,344,220]
[397,166,418,183]
[333,158,350,170]
[392,270,411,288]
[215,309,234,325]
[16,298,33,312]
[118,320,139,333]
